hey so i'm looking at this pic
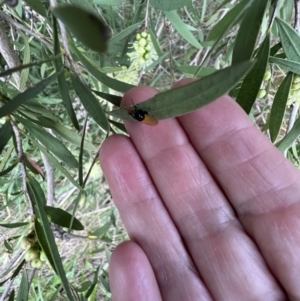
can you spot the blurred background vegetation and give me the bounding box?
[0,0,299,300]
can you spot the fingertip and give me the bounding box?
[109,241,162,301]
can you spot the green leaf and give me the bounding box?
[51,122,96,152]
[27,178,76,301]
[270,56,300,75]
[85,266,100,298]
[176,65,217,77]
[276,17,300,62]
[0,55,62,78]
[52,5,109,53]
[89,221,112,238]
[108,22,141,51]
[72,45,134,93]
[92,90,122,107]
[24,0,47,17]
[69,0,94,12]
[232,0,268,65]
[19,34,30,91]
[207,0,251,41]
[0,72,60,118]
[164,11,202,49]
[93,0,122,5]
[16,270,28,301]
[269,72,293,142]
[53,17,79,131]
[270,42,282,56]
[18,117,78,169]
[0,120,13,152]
[0,222,28,228]
[109,119,127,133]
[8,289,15,301]
[29,139,81,189]
[4,239,13,252]
[277,116,300,152]
[27,175,47,206]
[236,34,270,113]
[72,76,109,132]
[108,61,255,120]
[0,162,18,176]
[150,0,188,10]
[45,206,84,231]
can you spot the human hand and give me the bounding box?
[100,80,300,301]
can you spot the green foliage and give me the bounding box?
[1,0,300,300]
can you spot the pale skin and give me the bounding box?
[99,79,300,301]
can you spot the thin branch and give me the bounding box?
[0,19,21,88]
[0,279,14,301]
[10,119,34,214]
[41,153,55,207]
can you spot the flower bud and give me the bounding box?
[31,258,43,269]
[138,38,147,47]
[257,89,266,98]
[141,31,148,38]
[293,74,300,83]
[40,250,47,262]
[136,33,141,41]
[263,71,271,81]
[24,247,39,262]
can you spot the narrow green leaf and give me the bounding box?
[69,0,94,12]
[149,28,163,57]
[72,45,134,93]
[51,122,96,152]
[108,22,141,51]
[270,56,300,75]
[45,206,84,231]
[27,175,47,206]
[89,221,112,238]
[276,17,300,62]
[108,61,255,120]
[85,266,100,298]
[164,11,202,49]
[16,270,28,301]
[28,180,76,301]
[207,0,251,41]
[92,90,122,107]
[19,34,30,91]
[8,289,15,301]
[0,222,28,228]
[18,117,78,169]
[24,0,47,17]
[236,34,270,113]
[52,5,109,53]
[4,239,13,252]
[176,65,217,77]
[53,17,79,130]
[0,162,18,176]
[0,55,62,78]
[270,42,282,56]
[0,72,60,118]
[0,120,13,152]
[232,0,268,65]
[269,73,293,142]
[150,0,188,10]
[93,0,122,5]
[109,119,127,133]
[72,76,109,133]
[277,116,300,152]
[29,139,81,189]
